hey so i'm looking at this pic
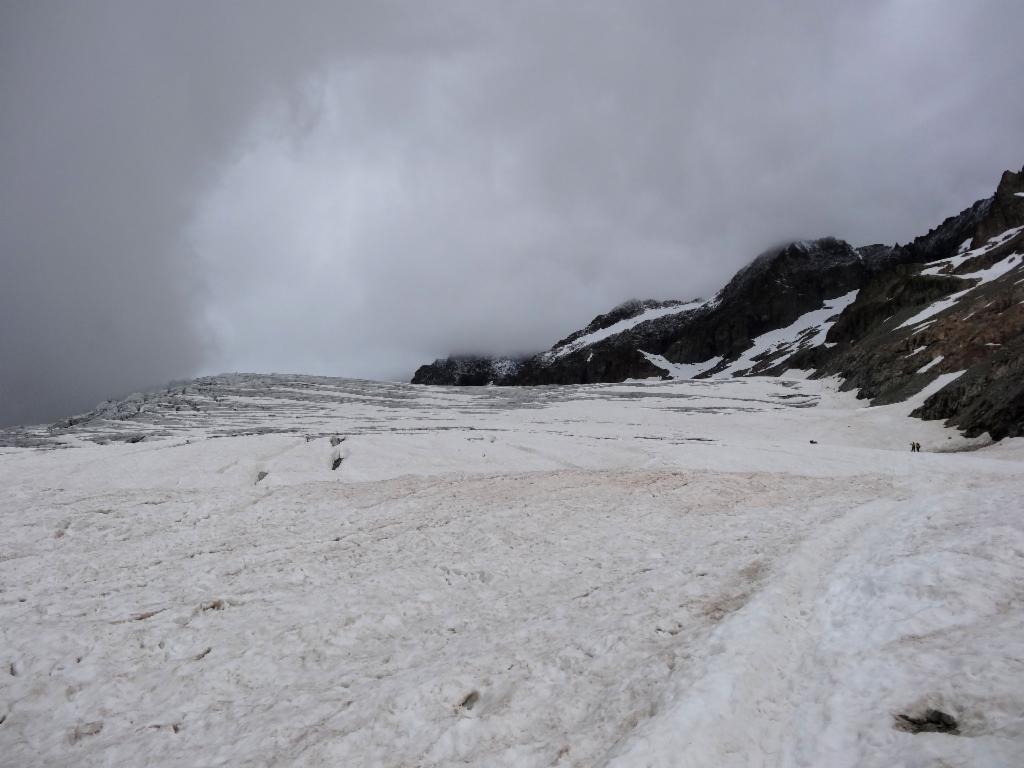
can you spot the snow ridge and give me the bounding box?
[547,299,705,359]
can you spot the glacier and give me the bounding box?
[1,374,1023,766]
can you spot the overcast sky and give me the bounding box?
[2,1,1022,425]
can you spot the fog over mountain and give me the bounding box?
[2,0,1023,425]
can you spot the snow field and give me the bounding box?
[1,375,1022,767]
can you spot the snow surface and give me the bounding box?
[915,355,943,374]
[638,351,723,380]
[712,290,859,377]
[549,301,705,359]
[2,374,1023,767]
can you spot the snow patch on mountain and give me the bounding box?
[897,289,972,329]
[921,225,1024,276]
[915,370,966,402]
[958,251,1023,285]
[713,290,859,377]
[639,352,724,380]
[547,299,705,359]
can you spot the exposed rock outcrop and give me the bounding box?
[412,355,525,386]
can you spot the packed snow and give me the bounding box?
[2,374,1022,767]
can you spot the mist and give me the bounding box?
[3,0,1023,425]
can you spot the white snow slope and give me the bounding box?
[2,374,1023,767]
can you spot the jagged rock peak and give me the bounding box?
[972,166,1024,247]
[719,237,859,298]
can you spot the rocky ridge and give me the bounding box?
[413,166,1024,439]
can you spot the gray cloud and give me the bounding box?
[3,1,1023,424]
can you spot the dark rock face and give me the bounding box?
[661,239,885,370]
[417,237,921,386]
[895,709,959,735]
[509,238,883,385]
[514,345,667,386]
[508,298,703,385]
[550,299,686,352]
[412,166,1024,439]
[971,168,1024,247]
[902,198,992,263]
[411,355,525,386]
[824,269,965,347]
[912,338,1024,440]
[817,169,1024,436]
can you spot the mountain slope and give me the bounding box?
[413,166,1024,438]
[809,168,1024,438]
